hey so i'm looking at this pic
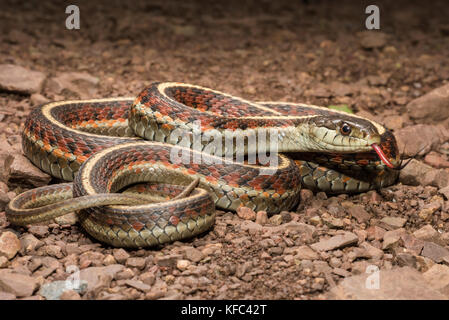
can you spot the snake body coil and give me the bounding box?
[7,82,400,248]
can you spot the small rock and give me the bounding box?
[236,207,256,220]
[347,205,371,224]
[366,225,387,241]
[396,253,417,268]
[103,254,116,266]
[407,83,449,124]
[418,202,442,220]
[112,249,130,264]
[0,270,38,297]
[299,189,314,203]
[5,154,51,188]
[176,259,191,270]
[424,152,449,169]
[396,126,449,159]
[379,217,407,230]
[27,226,49,238]
[79,264,124,295]
[293,245,320,260]
[0,64,46,94]
[401,233,425,255]
[124,280,152,292]
[154,254,182,268]
[309,216,322,226]
[125,257,146,270]
[115,268,135,280]
[255,211,268,225]
[421,242,449,263]
[46,72,99,99]
[0,231,21,260]
[20,234,44,253]
[322,214,344,229]
[359,242,384,260]
[311,232,358,252]
[269,214,283,226]
[382,228,406,250]
[30,93,49,106]
[140,272,156,286]
[183,247,204,263]
[413,225,439,242]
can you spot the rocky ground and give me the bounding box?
[1,0,449,300]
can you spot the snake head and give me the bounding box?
[304,114,401,168]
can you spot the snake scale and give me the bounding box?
[6,82,401,248]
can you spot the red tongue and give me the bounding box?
[372,143,394,169]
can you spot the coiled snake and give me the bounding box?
[6,82,401,248]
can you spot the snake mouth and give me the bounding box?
[371,143,395,169]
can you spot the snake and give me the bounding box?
[6,82,401,248]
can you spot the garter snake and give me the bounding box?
[6,82,400,248]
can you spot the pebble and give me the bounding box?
[347,205,371,224]
[422,264,449,295]
[413,225,439,242]
[421,242,449,263]
[311,232,358,252]
[255,211,268,225]
[0,270,38,297]
[0,231,21,260]
[406,82,449,124]
[112,248,130,264]
[236,207,256,221]
[4,154,51,188]
[125,257,146,270]
[0,64,46,94]
[124,280,152,292]
[176,259,191,270]
[358,31,387,49]
[379,217,407,230]
[268,214,283,226]
[183,247,204,263]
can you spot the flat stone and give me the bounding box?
[46,72,99,99]
[154,254,182,268]
[379,217,407,230]
[112,248,130,264]
[125,257,146,270]
[20,234,44,253]
[0,64,46,94]
[124,280,152,292]
[0,231,21,260]
[366,226,386,241]
[421,242,449,263]
[311,232,358,252]
[327,267,447,299]
[396,125,449,160]
[183,247,204,263]
[292,245,320,260]
[79,264,124,295]
[382,228,407,250]
[347,205,371,224]
[5,154,51,188]
[407,82,449,124]
[0,270,38,297]
[413,225,439,242]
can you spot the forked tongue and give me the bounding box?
[371,143,394,169]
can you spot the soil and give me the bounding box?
[0,0,449,300]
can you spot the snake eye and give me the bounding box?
[340,123,352,135]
